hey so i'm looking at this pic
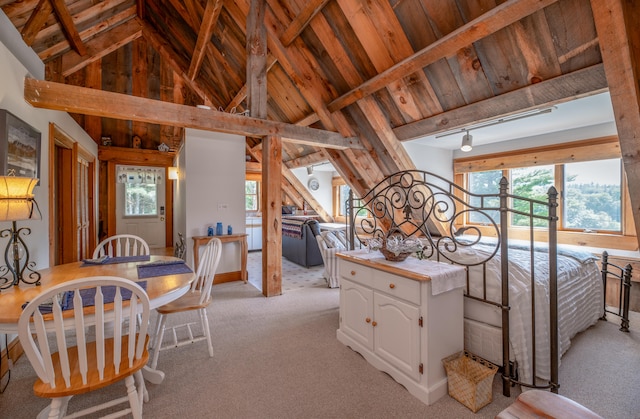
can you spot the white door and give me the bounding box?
[115,165,166,249]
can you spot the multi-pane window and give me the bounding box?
[465,159,623,233]
[245,180,259,211]
[124,183,157,216]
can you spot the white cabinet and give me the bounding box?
[337,251,465,406]
[246,217,262,251]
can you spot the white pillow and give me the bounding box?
[321,231,345,250]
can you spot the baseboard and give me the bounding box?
[214,270,242,284]
[1,337,23,380]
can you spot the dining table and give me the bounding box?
[0,255,195,385]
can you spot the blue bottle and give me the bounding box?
[216,222,223,236]
[207,226,214,236]
[227,225,233,235]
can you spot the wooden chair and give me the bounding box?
[92,234,150,259]
[18,276,151,419]
[150,238,222,368]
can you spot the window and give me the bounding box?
[467,170,501,224]
[455,138,630,243]
[563,159,621,231]
[124,183,157,216]
[245,180,259,211]
[338,184,350,217]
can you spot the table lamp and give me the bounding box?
[0,176,41,290]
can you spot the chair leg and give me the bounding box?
[125,375,143,419]
[150,314,167,369]
[43,396,70,419]
[200,308,214,357]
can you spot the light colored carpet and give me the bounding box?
[2,257,639,418]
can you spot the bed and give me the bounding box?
[345,170,608,395]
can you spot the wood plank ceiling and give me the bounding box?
[3,0,639,237]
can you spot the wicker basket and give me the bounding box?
[379,246,412,262]
[442,351,498,413]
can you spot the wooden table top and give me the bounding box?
[0,255,194,330]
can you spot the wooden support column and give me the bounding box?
[591,0,640,245]
[262,135,282,297]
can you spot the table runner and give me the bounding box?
[81,255,151,266]
[137,260,193,279]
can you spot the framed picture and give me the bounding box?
[0,109,41,180]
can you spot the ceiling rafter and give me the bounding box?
[279,0,330,47]
[327,0,560,113]
[187,0,223,80]
[20,0,51,46]
[50,0,86,56]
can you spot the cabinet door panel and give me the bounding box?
[341,279,374,350]
[374,292,421,381]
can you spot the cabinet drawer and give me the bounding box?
[340,260,372,287]
[373,270,420,305]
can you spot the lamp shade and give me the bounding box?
[460,132,473,152]
[168,167,179,180]
[0,176,40,221]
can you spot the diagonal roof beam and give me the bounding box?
[187,0,224,80]
[51,0,87,56]
[279,0,331,46]
[24,78,362,150]
[327,0,560,112]
[21,0,52,46]
[393,64,608,141]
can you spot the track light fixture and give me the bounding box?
[307,166,313,176]
[460,131,473,152]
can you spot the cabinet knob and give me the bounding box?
[389,283,395,289]
[350,270,356,276]
[372,321,377,327]
[365,317,371,323]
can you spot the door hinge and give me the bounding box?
[419,363,423,374]
[418,316,423,327]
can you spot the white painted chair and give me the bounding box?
[92,234,150,259]
[150,238,222,368]
[18,276,151,419]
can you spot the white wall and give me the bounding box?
[0,18,97,272]
[173,144,187,254]
[184,129,245,274]
[291,167,333,215]
[403,142,454,180]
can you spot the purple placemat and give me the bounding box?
[23,282,148,313]
[137,261,193,279]
[82,255,151,266]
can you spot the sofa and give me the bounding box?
[282,218,323,268]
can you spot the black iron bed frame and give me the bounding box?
[345,170,628,397]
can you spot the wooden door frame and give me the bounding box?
[48,123,97,266]
[98,146,175,247]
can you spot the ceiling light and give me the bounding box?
[460,131,473,152]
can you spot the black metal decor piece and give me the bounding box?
[0,220,41,289]
[600,251,632,332]
[346,170,559,397]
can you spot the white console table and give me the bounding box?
[336,249,466,405]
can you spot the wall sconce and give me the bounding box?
[0,176,41,290]
[460,131,473,152]
[306,166,313,176]
[168,167,179,180]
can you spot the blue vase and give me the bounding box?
[207,226,214,236]
[216,222,223,236]
[227,225,233,235]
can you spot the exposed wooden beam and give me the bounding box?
[38,5,136,61]
[284,150,328,169]
[393,64,608,141]
[279,0,330,46]
[50,0,87,56]
[60,17,141,77]
[24,78,362,150]
[21,0,52,46]
[591,0,640,246]
[187,0,223,80]
[327,0,560,112]
[247,0,268,119]
[261,134,283,297]
[225,54,277,112]
[142,20,215,107]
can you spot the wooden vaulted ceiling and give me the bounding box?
[2,0,640,234]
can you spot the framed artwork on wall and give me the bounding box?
[0,109,41,181]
